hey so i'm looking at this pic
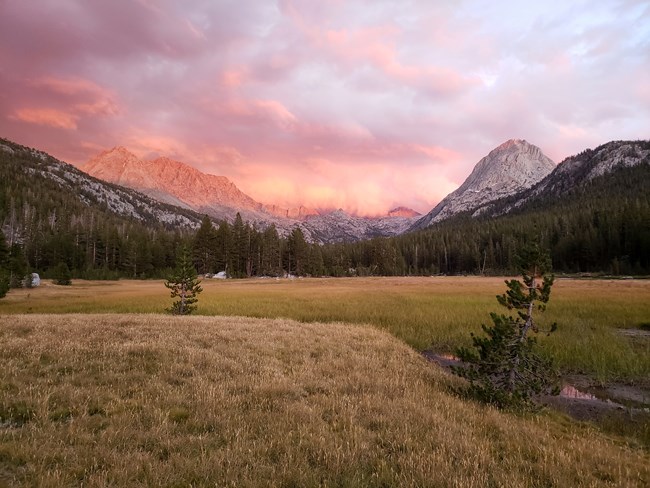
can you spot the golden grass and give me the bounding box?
[1,277,649,380]
[1,314,648,487]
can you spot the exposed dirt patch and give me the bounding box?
[421,351,459,369]
[617,328,650,339]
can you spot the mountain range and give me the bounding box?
[2,136,649,248]
[80,138,562,242]
[80,147,422,243]
[488,140,650,216]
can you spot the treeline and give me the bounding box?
[191,215,323,277]
[184,161,650,277]
[0,210,323,284]
[0,200,186,280]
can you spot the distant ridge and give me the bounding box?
[387,207,421,218]
[80,147,419,243]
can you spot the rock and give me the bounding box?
[24,273,40,287]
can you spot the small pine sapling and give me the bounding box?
[453,244,559,410]
[53,262,72,286]
[165,245,203,315]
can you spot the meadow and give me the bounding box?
[1,277,649,486]
[1,314,649,487]
[1,276,649,382]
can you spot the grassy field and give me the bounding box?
[1,314,649,487]
[1,277,649,381]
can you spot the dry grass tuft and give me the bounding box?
[1,314,648,487]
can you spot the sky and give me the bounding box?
[1,0,649,216]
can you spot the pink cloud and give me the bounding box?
[236,155,460,216]
[203,97,298,130]
[4,76,120,136]
[11,108,78,130]
[0,0,648,217]
[75,100,119,116]
[254,100,298,126]
[220,67,249,88]
[288,10,478,97]
[30,77,107,96]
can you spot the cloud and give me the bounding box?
[0,0,648,215]
[3,75,119,137]
[10,108,78,130]
[30,77,104,95]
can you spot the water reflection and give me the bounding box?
[559,384,598,400]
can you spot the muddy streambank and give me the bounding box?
[422,351,650,425]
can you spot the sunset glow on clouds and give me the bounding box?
[1,0,648,215]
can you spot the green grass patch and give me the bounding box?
[1,277,649,381]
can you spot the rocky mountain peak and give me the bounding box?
[87,145,138,163]
[387,207,421,218]
[82,146,144,184]
[89,146,140,167]
[82,147,262,213]
[471,139,552,181]
[495,138,527,149]
[412,139,555,229]
[109,145,134,155]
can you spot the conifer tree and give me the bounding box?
[8,244,29,288]
[215,220,234,275]
[261,225,280,276]
[52,262,72,286]
[453,243,559,409]
[192,215,217,274]
[0,231,9,298]
[288,227,308,275]
[307,244,324,276]
[165,245,203,315]
[231,213,246,277]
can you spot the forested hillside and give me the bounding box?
[0,139,197,279]
[321,157,650,276]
